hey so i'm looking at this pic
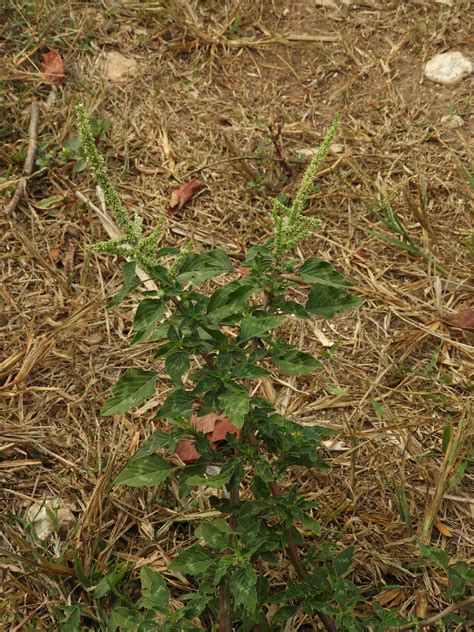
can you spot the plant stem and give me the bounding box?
[170,295,337,632]
[218,582,231,631]
[218,486,240,631]
[396,595,474,631]
[247,433,337,632]
[268,122,293,177]
[5,101,40,214]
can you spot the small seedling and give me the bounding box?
[35,116,110,173]
[61,117,110,172]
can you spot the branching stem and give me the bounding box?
[170,294,337,632]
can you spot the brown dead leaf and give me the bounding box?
[62,227,81,278]
[49,248,61,264]
[175,413,240,464]
[168,179,204,212]
[237,265,251,278]
[434,520,453,537]
[444,303,474,331]
[415,590,428,619]
[41,49,64,85]
[373,588,407,608]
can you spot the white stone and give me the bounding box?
[424,51,473,85]
[329,143,344,155]
[441,114,465,129]
[296,147,318,158]
[102,51,138,82]
[296,143,344,159]
[314,0,338,7]
[25,499,76,541]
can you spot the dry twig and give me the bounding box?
[4,102,39,214]
[395,595,474,630]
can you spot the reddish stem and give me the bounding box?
[249,433,337,632]
[218,482,240,631]
[169,295,337,631]
[269,123,293,177]
[218,582,231,631]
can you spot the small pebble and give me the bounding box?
[25,499,76,541]
[329,143,344,155]
[424,51,473,85]
[102,51,138,82]
[440,114,464,129]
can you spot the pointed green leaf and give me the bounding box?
[132,298,167,344]
[419,543,450,570]
[140,567,170,610]
[59,606,81,631]
[240,315,285,341]
[326,384,349,396]
[195,519,232,552]
[275,299,309,319]
[169,545,215,576]
[300,257,352,288]
[271,605,298,624]
[33,195,65,210]
[272,349,321,376]
[230,566,257,613]
[101,369,157,416]
[218,387,249,428]
[366,229,421,255]
[156,388,194,421]
[232,362,271,379]
[306,284,363,318]
[108,262,141,309]
[132,430,172,461]
[110,607,142,629]
[165,351,190,385]
[207,281,259,322]
[333,546,354,575]
[300,512,321,534]
[93,562,128,598]
[115,455,175,487]
[214,555,235,586]
[177,249,233,284]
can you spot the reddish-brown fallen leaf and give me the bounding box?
[354,249,369,261]
[168,179,204,211]
[41,49,64,85]
[175,413,240,464]
[237,265,251,278]
[174,439,201,465]
[444,303,474,331]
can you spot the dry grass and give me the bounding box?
[1,0,473,629]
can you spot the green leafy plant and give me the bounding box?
[419,543,474,603]
[36,116,110,172]
[366,183,449,277]
[76,102,431,631]
[61,116,110,172]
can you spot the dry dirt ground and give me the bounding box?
[1,1,473,630]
